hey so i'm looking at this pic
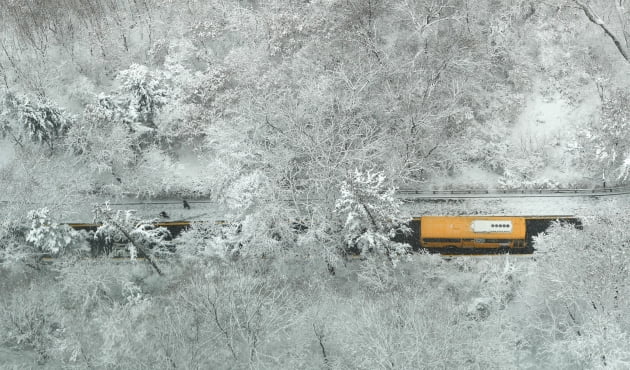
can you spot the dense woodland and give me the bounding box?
[2,0,630,368]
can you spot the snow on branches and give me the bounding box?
[577,88,630,182]
[92,203,171,275]
[335,170,410,266]
[0,93,72,151]
[115,64,168,128]
[26,208,80,255]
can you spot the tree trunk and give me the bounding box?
[574,0,630,63]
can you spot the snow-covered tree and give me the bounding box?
[0,92,72,151]
[569,0,630,63]
[115,64,168,129]
[26,208,81,256]
[2,207,90,267]
[176,221,242,261]
[0,217,30,265]
[577,88,630,183]
[335,170,410,266]
[517,211,630,368]
[92,203,171,274]
[64,94,136,177]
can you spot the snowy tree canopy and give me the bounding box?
[0,93,72,151]
[335,170,410,266]
[26,208,80,255]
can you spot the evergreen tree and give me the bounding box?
[335,170,410,266]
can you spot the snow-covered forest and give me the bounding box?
[2,0,630,368]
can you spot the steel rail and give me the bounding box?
[2,187,630,206]
[396,185,630,199]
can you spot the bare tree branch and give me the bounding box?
[574,0,630,62]
[108,219,163,276]
[313,323,331,369]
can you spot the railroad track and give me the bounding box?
[397,185,630,198]
[1,186,629,208]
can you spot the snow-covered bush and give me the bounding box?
[221,170,272,216]
[498,167,559,190]
[92,203,171,265]
[51,260,167,367]
[0,282,63,363]
[295,217,345,273]
[176,221,242,261]
[64,93,137,181]
[0,218,29,264]
[470,255,520,321]
[516,212,630,368]
[577,88,630,183]
[26,208,84,256]
[171,265,296,368]
[203,170,299,258]
[95,282,154,367]
[335,170,410,266]
[115,64,169,128]
[462,122,511,174]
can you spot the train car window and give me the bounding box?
[472,220,513,233]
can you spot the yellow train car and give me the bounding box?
[420,216,527,251]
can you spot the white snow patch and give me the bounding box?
[511,80,599,149]
[427,78,602,190]
[0,139,14,168]
[173,149,208,179]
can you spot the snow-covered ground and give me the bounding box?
[431,76,602,190]
[0,139,14,168]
